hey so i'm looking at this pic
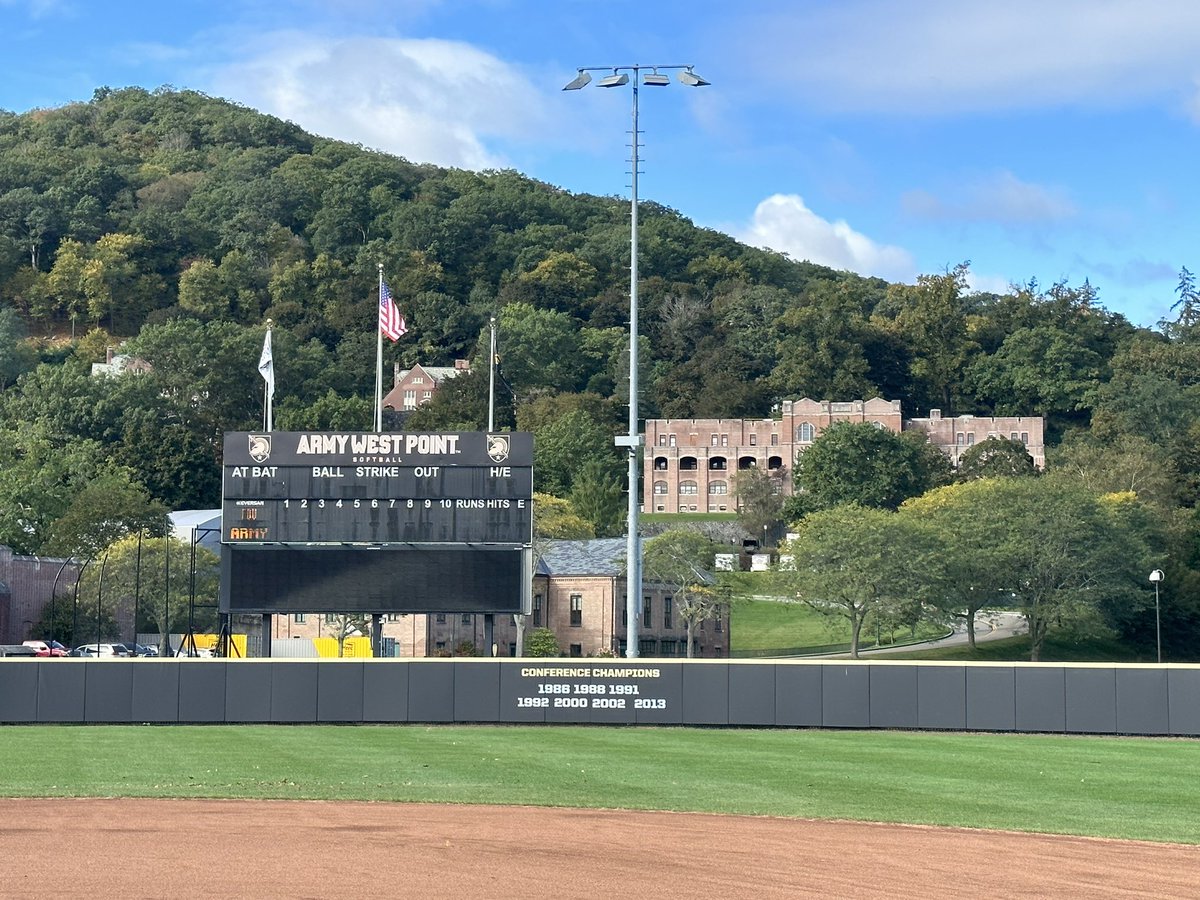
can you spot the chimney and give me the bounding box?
[393,361,401,387]
[929,409,941,420]
[454,359,470,371]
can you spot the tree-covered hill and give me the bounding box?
[2,88,1199,536]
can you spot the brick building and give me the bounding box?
[644,398,1044,514]
[381,360,469,412]
[0,547,80,644]
[483,538,726,659]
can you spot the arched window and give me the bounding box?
[768,456,783,470]
[678,481,698,495]
[738,456,756,470]
[708,481,728,495]
[708,456,727,470]
[679,456,698,471]
[796,422,815,442]
[654,456,669,470]
[653,481,668,495]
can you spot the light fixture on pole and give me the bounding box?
[1149,569,1164,663]
[564,63,710,659]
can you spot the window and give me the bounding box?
[294,613,306,624]
[1010,432,1019,440]
[715,616,723,633]
[771,433,778,446]
[570,594,583,627]
[412,376,424,384]
[654,457,669,470]
[709,481,728,495]
[461,613,472,625]
[1021,432,1029,443]
[508,642,516,657]
[679,481,698,495]
[642,597,652,629]
[709,456,727,470]
[532,595,542,627]
[669,435,676,447]
[679,456,698,471]
[638,639,657,656]
[711,434,719,446]
[435,641,446,652]
[422,391,432,402]
[966,433,975,445]
[435,613,446,624]
[385,613,401,622]
[749,434,757,445]
[569,643,583,658]
[664,597,673,629]
[797,422,815,442]
[721,434,728,446]
[325,613,337,625]
[622,602,627,627]
[660,640,677,657]
[403,389,416,409]
[658,434,667,446]
[955,433,966,446]
[654,481,668,495]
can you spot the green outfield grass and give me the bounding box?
[3,725,1197,844]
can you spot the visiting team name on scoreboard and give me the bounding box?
[220,431,533,545]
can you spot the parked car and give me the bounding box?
[71,643,130,658]
[0,644,39,657]
[22,640,68,657]
[175,647,215,658]
[115,641,158,657]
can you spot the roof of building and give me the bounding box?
[538,538,627,577]
[398,364,466,383]
[169,510,222,550]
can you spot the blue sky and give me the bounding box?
[3,0,1199,328]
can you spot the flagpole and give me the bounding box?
[375,263,384,433]
[265,325,273,432]
[258,320,274,432]
[488,315,496,432]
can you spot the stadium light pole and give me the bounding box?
[564,64,709,659]
[1149,569,1164,663]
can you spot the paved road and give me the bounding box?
[852,611,1027,657]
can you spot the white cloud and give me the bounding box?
[738,0,1200,114]
[963,270,1015,296]
[207,33,550,170]
[737,194,916,281]
[902,172,1077,225]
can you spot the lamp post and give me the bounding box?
[564,63,709,658]
[1149,569,1164,663]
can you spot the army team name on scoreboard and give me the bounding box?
[221,431,533,545]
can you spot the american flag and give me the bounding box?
[379,279,407,341]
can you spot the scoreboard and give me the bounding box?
[220,431,533,545]
[218,431,534,615]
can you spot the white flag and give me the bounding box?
[258,329,274,401]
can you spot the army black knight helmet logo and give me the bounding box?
[248,434,272,463]
[487,434,510,463]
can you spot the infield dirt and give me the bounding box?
[1,798,1197,898]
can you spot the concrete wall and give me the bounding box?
[2,659,1198,734]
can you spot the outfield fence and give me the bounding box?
[0,658,1197,735]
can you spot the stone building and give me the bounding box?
[643,398,1044,514]
[381,360,469,412]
